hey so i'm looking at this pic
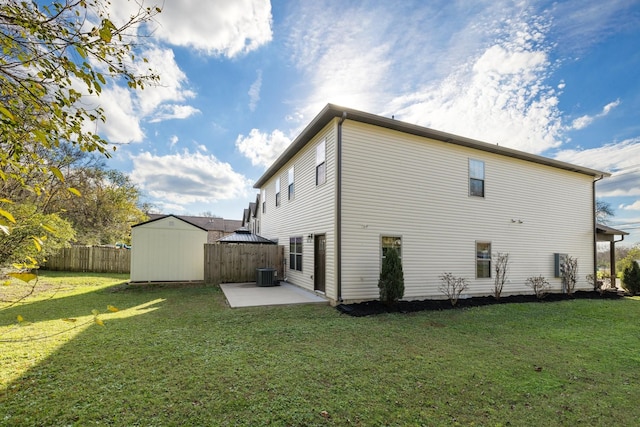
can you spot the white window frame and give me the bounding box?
[289,236,303,271]
[469,159,485,197]
[476,241,491,278]
[261,189,266,213]
[275,178,281,207]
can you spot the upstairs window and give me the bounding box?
[288,167,295,200]
[275,178,281,207]
[469,159,485,197]
[289,237,302,271]
[476,241,491,278]
[261,189,266,214]
[316,140,326,186]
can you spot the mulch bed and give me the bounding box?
[336,290,625,317]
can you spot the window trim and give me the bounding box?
[261,189,266,214]
[469,159,485,198]
[476,241,492,279]
[275,178,281,207]
[289,236,303,271]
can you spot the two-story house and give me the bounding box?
[253,104,609,304]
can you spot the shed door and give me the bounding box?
[314,234,326,293]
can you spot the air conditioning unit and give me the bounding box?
[256,268,276,287]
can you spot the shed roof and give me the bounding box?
[217,228,276,244]
[254,104,610,188]
[134,214,242,232]
[596,223,629,236]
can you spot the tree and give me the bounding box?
[622,261,640,296]
[617,246,640,277]
[1,0,160,254]
[596,200,614,224]
[378,247,404,306]
[0,203,75,265]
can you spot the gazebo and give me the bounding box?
[596,223,630,287]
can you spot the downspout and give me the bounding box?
[337,111,347,303]
[593,174,604,289]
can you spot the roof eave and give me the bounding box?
[253,104,610,188]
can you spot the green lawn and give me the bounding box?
[1,272,639,426]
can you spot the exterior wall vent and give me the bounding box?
[554,253,567,278]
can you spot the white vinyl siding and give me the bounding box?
[259,122,337,298]
[340,121,594,302]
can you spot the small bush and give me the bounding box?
[561,255,578,295]
[378,247,404,306]
[493,252,509,300]
[439,273,468,306]
[622,261,640,296]
[525,275,549,299]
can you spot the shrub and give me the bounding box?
[622,261,640,296]
[493,252,509,300]
[439,273,468,306]
[378,247,404,306]
[525,275,549,299]
[561,255,578,295]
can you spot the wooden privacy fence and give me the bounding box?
[44,246,131,273]
[204,244,284,285]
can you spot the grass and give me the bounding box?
[1,272,640,426]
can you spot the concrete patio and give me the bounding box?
[220,281,329,308]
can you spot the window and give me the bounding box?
[288,167,294,200]
[261,189,266,213]
[275,178,281,207]
[289,237,302,271]
[476,242,491,278]
[469,159,485,197]
[381,236,402,261]
[316,140,326,185]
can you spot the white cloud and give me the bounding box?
[149,0,272,57]
[570,99,620,130]
[150,105,201,123]
[388,15,564,154]
[134,47,197,117]
[235,129,291,168]
[169,135,179,149]
[248,70,262,112]
[130,151,252,205]
[92,85,145,143]
[620,201,640,211]
[554,137,640,197]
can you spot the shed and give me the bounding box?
[130,215,208,282]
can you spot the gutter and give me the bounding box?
[336,111,347,302]
[593,175,604,289]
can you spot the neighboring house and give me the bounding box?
[131,214,242,282]
[241,196,260,235]
[252,104,610,304]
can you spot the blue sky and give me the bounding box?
[93,0,640,246]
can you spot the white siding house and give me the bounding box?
[131,215,208,282]
[254,104,609,304]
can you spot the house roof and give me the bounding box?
[134,214,242,232]
[217,228,276,244]
[596,223,629,236]
[254,104,610,188]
